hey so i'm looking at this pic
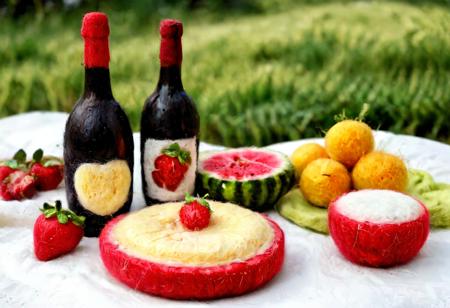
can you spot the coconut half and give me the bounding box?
[328,189,429,267]
[99,201,285,299]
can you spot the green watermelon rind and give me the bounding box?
[196,148,296,211]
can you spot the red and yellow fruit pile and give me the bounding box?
[291,119,408,208]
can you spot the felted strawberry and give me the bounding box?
[152,143,191,192]
[0,165,15,182]
[179,193,212,231]
[0,150,36,201]
[29,149,64,191]
[34,200,85,261]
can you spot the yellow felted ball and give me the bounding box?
[300,158,352,208]
[352,151,408,192]
[290,143,329,177]
[325,120,374,168]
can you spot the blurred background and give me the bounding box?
[0,0,449,147]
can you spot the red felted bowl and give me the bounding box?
[328,189,429,268]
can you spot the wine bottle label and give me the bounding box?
[74,160,131,216]
[144,137,197,202]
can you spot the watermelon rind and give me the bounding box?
[196,148,295,211]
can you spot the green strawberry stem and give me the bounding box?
[184,193,212,212]
[162,143,191,165]
[40,200,85,227]
[32,149,43,163]
[1,148,63,170]
[3,149,28,170]
[13,149,26,163]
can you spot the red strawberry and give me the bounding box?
[0,166,15,182]
[179,194,212,231]
[33,200,85,261]
[30,163,64,191]
[0,182,13,201]
[9,171,36,199]
[29,149,64,191]
[0,170,36,200]
[152,143,191,192]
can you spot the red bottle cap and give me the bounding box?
[159,19,183,67]
[81,12,110,68]
[160,19,183,38]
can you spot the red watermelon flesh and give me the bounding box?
[202,149,283,180]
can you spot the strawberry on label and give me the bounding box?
[179,193,212,231]
[152,143,191,192]
[34,200,85,261]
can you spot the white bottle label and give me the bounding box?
[143,137,197,202]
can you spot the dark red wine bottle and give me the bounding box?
[141,19,200,205]
[64,12,134,237]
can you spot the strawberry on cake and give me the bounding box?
[99,195,284,299]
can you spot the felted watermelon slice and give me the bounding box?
[329,189,429,267]
[196,148,295,211]
[99,201,284,300]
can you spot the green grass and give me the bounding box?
[0,1,449,146]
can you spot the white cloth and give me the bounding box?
[1,112,450,308]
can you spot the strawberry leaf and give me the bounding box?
[13,149,26,164]
[184,193,212,212]
[43,209,57,218]
[39,200,85,227]
[199,199,212,212]
[68,213,86,227]
[57,211,68,224]
[43,202,52,210]
[43,160,62,167]
[185,193,196,204]
[162,143,191,165]
[4,159,18,169]
[167,143,181,152]
[32,149,43,163]
[55,200,62,211]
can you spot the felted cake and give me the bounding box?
[99,201,284,299]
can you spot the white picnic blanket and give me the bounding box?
[1,112,450,308]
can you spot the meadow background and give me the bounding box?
[0,0,449,147]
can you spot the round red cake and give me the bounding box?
[329,189,429,267]
[99,201,284,299]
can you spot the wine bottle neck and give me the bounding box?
[157,66,183,90]
[83,68,113,99]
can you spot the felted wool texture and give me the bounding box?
[275,188,328,234]
[99,213,285,300]
[111,202,274,266]
[407,169,450,228]
[159,19,183,66]
[74,160,131,216]
[81,12,110,68]
[328,195,429,268]
[277,169,450,234]
[143,137,196,202]
[336,190,423,223]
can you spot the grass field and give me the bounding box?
[0,1,449,146]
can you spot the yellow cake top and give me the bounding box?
[112,201,274,266]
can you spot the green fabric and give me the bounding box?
[407,169,450,228]
[275,188,329,234]
[276,169,450,234]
